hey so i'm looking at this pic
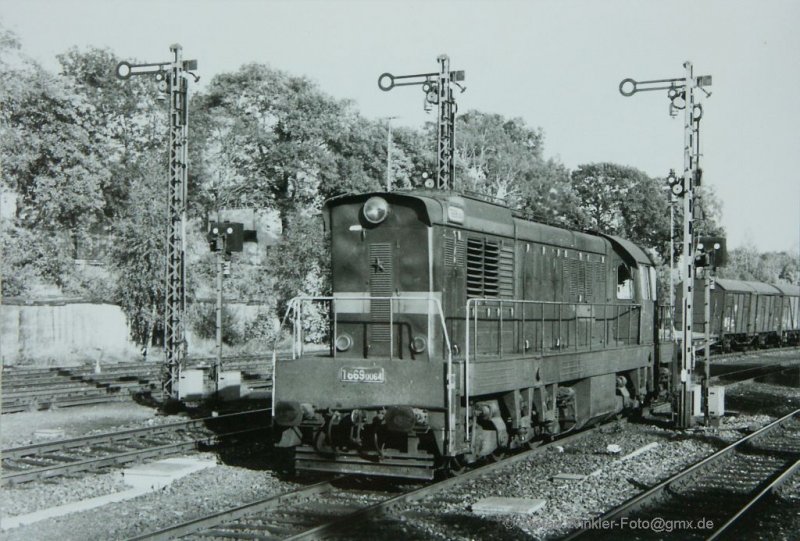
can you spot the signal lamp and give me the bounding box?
[695,236,727,269]
[363,197,389,224]
[666,169,684,197]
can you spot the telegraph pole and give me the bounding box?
[378,55,465,190]
[620,62,712,428]
[386,116,398,191]
[116,45,198,400]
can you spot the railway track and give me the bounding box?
[565,408,800,540]
[1,409,270,486]
[1,356,274,414]
[125,425,605,540]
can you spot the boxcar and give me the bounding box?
[677,278,800,350]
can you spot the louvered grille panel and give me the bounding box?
[467,238,485,296]
[498,246,514,298]
[585,261,594,300]
[369,243,392,342]
[466,237,511,298]
[579,260,587,299]
[444,235,465,267]
[568,258,579,298]
[595,261,605,299]
[483,241,500,296]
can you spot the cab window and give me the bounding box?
[617,264,634,300]
[639,266,652,300]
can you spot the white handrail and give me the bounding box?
[464,298,643,443]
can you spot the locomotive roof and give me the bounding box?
[598,234,655,267]
[325,190,654,263]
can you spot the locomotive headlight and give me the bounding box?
[362,197,389,224]
[335,333,353,352]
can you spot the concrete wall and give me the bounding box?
[1,302,138,366]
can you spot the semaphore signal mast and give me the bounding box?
[620,62,712,429]
[378,55,465,191]
[115,45,198,401]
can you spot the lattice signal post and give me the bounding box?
[115,45,198,400]
[619,62,712,429]
[378,55,465,190]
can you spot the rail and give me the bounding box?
[276,295,457,454]
[564,408,800,540]
[464,299,642,442]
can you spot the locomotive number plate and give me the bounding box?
[339,367,385,384]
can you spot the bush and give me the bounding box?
[190,302,243,346]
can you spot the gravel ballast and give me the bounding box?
[2,379,799,540]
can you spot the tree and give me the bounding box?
[108,156,166,347]
[267,208,330,342]
[1,58,109,233]
[191,64,383,231]
[0,28,115,296]
[56,47,166,220]
[568,163,671,258]
[718,246,799,285]
[454,111,545,204]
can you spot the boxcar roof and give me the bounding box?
[715,278,782,294]
[772,283,800,297]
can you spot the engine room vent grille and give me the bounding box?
[584,261,593,300]
[444,235,466,267]
[498,246,514,298]
[467,237,506,298]
[369,243,393,342]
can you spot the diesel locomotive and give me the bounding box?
[272,190,673,479]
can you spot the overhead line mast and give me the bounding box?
[378,54,465,190]
[116,45,198,400]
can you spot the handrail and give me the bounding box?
[464,298,642,442]
[276,295,458,455]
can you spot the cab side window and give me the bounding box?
[617,264,634,300]
[640,266,652,300]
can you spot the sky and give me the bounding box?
[1,0,799,253]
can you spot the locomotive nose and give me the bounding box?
[274,400,303,426]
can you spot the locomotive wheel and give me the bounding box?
[314,429,336,456]
[526,439,542,450]
[445,455,467,477]
[487,448,507,463]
